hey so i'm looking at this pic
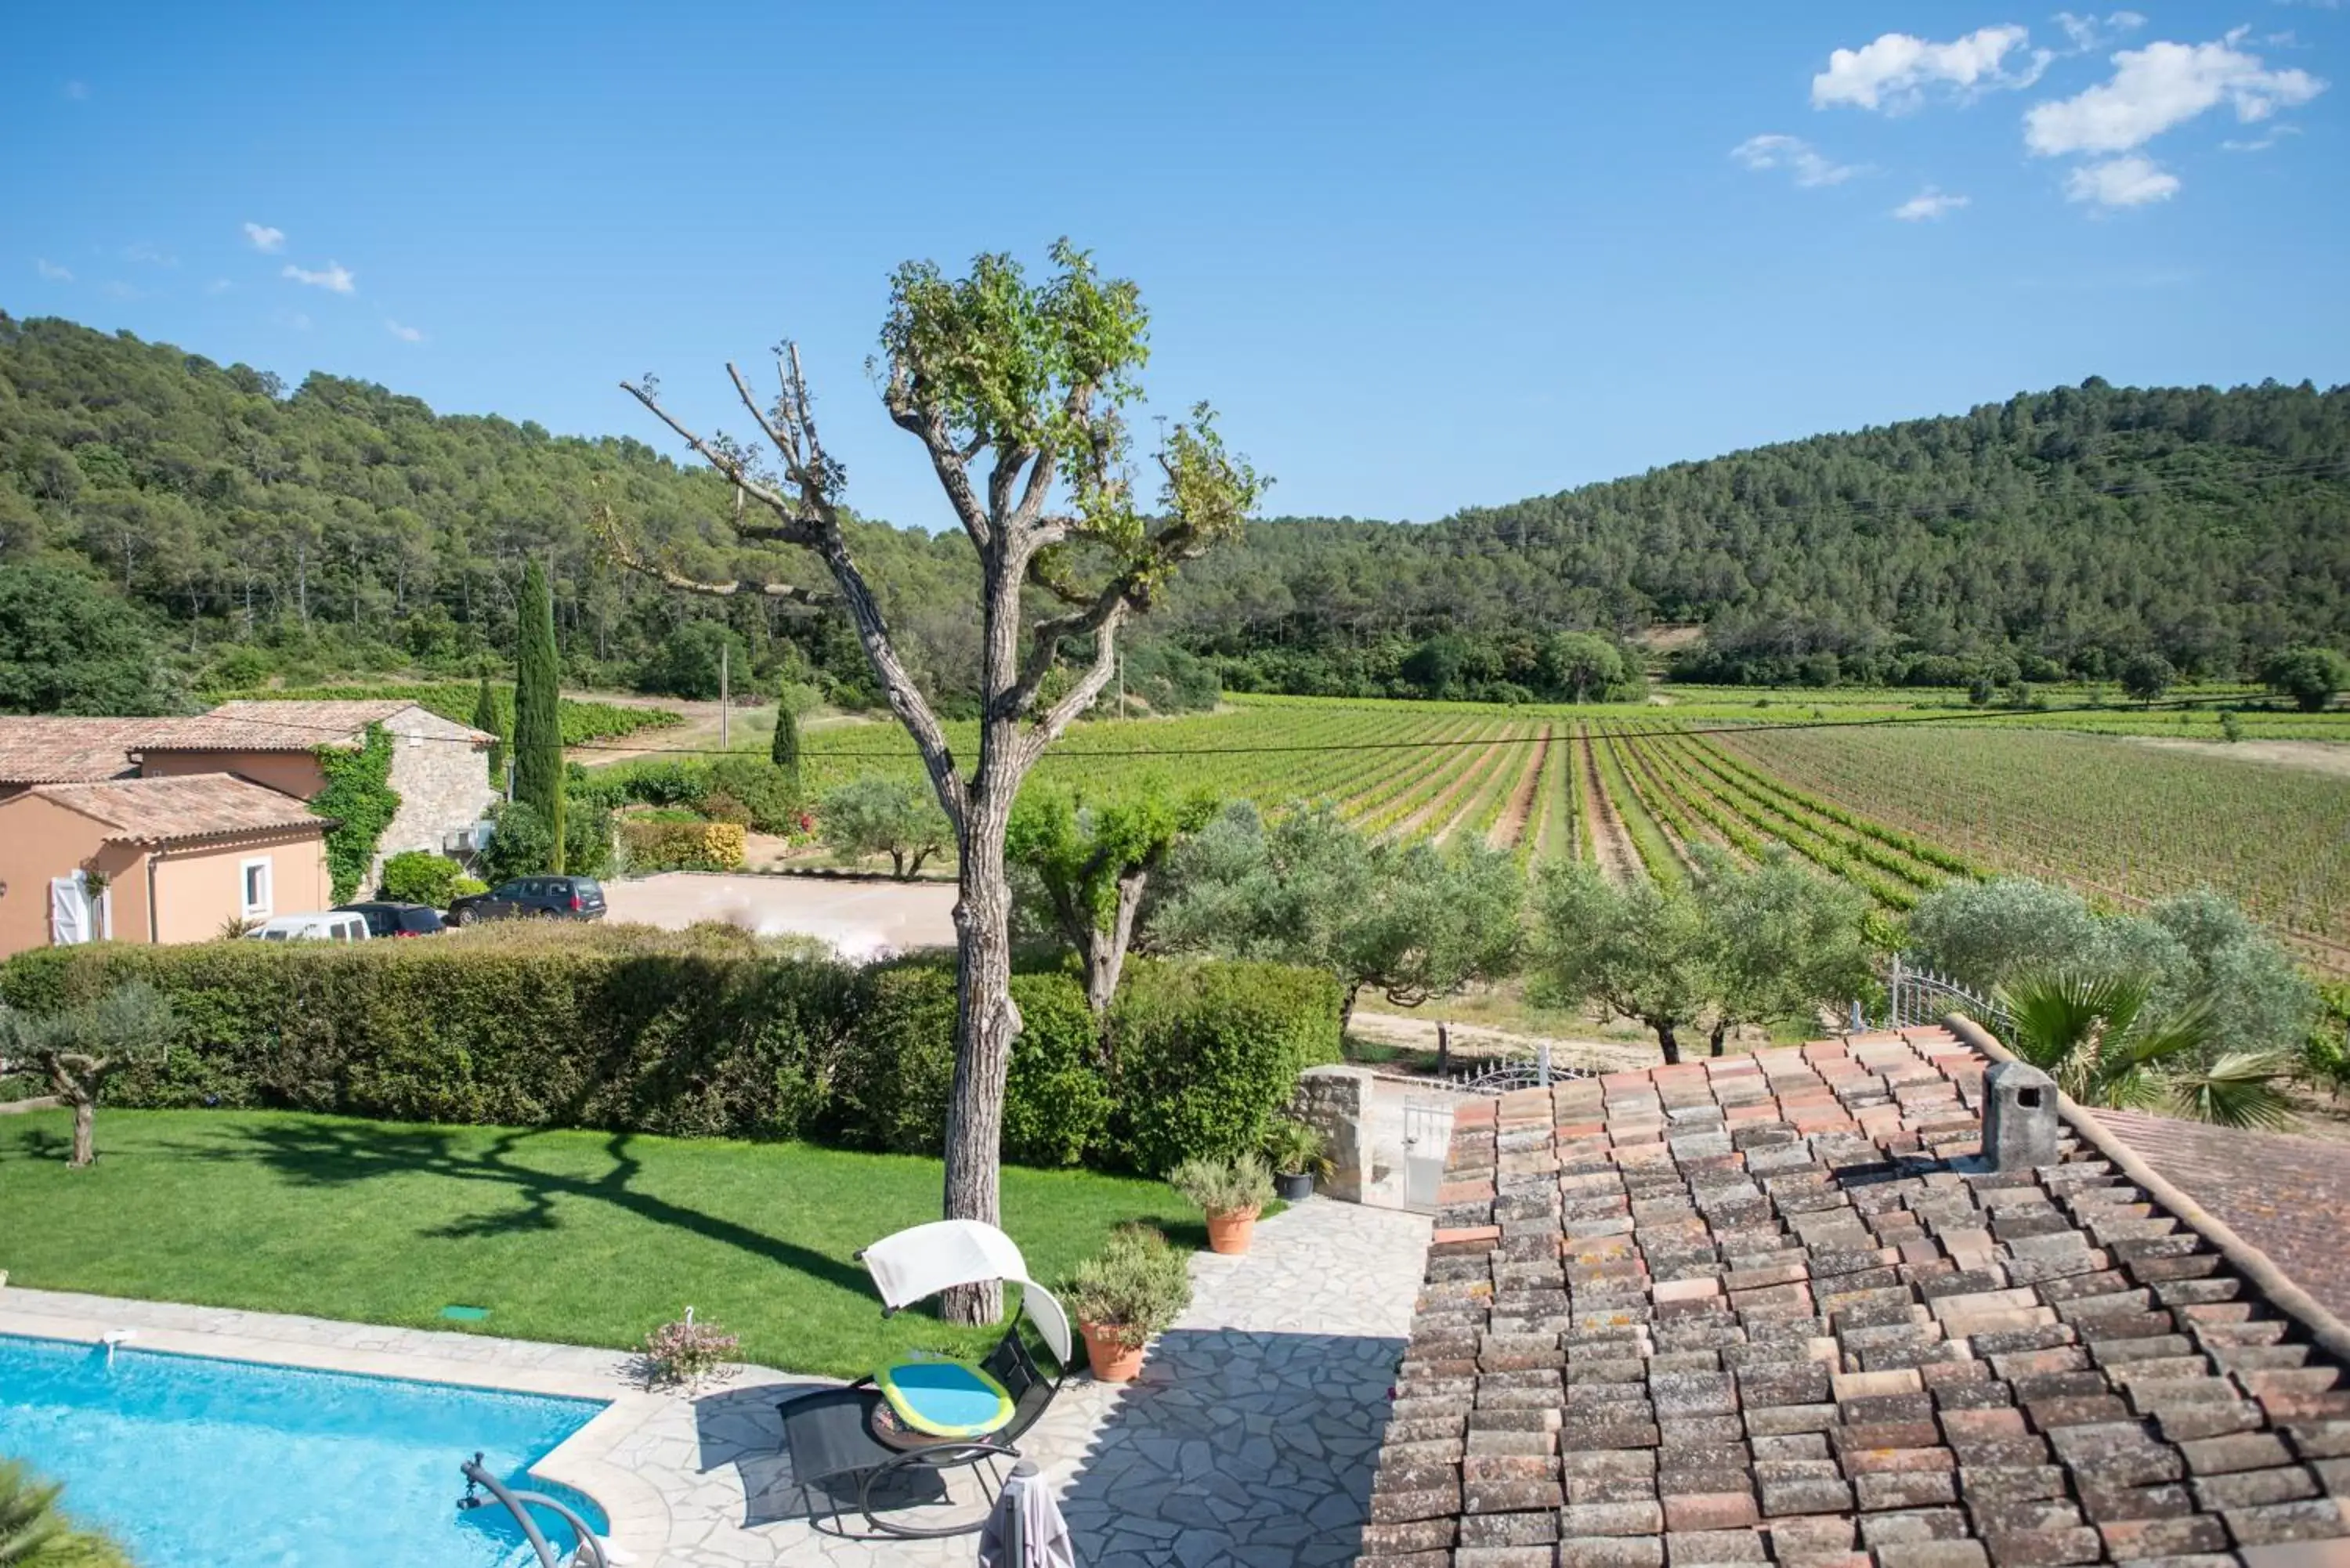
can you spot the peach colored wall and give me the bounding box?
[138,750,326,799]
[151,831,331,944]
[0,794,112,958]
[0,793,330,956]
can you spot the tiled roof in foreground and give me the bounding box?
[1362,1028,2350,1568]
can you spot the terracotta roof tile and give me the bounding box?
[134,699,428,753]
[1358,1029,2350,1566]
[0,717,157,782]
[21,772,327,843]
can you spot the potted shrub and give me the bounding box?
[1260,1117,1331,1203]
[1065,1224,1191,1382]
[1170,1153,1275,1256]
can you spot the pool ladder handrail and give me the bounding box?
[458,1453,611,1568]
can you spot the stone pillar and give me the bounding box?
[1983,1058,2060,1171]
[1290,1065,1374,1204]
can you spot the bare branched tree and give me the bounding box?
[606,242,1262,1321]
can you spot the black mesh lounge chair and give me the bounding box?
[776,1219,1073,1539]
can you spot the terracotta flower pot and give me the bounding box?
[1204,1205,1260,1255]
[1078,1318,1147,1382]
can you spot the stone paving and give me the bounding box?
[2,1195,1430,1566]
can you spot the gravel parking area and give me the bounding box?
[603,873,956,959]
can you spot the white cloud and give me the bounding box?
[243,222,286,253]
[282,260,356,294]
[34,258,74,282]
[62,80,89,100]
[102,280,143,300]
[1893,187,1972,219]
[1813,26,2050,111]
[124,240,177,268]
[205,277,233,294]
[1731,133,1864,187]
[2065,153,2182,205]
[2055,11,2146,53]
[2223,124,2301,150]
[385,319,425,343]
[2025,34,2326,155]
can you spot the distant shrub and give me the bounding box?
[620,819,747,873]
[378,851,469,907]
[705,756,801,834]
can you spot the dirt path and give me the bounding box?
[1487,728,1551,851]
[1578,725,1642,883]
[566,692,876,767]
[1351,1009,1661,1075]
[2124,736,2350,779]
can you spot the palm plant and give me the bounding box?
[1998,970,2297,1130]
[0,1461,133,1568]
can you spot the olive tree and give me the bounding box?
[1697,846,1874,1055]
[1528,862,1714,1063]
[607,244,1261,1321]
[1150,801,1522,1048]
[1007,779,1217,1016]
[819,777,952,880]
[1529,854,1872,1064]
[0,982,175,1168]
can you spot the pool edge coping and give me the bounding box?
[0,1287,707,1564]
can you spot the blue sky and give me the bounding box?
[4,2,2344,529]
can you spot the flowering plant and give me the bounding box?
[637,1307,739,1391]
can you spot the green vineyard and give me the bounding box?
[783,692,2350,971]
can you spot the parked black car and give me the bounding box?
[446,876,608,925]
[334,901,446,938]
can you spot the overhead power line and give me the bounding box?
[126,692,2280,762]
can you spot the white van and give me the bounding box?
[245,912,372,943]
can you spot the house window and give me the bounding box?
[240,857,273,919]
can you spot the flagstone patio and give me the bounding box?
[1,1196,1430,1566]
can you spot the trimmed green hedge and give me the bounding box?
[0,938,1338,1172]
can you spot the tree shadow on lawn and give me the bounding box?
[179,1119,873,1297]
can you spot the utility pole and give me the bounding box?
[719,642,729,750]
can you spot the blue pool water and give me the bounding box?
[0,1334,608,1568]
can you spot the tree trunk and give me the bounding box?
[1653,1019,1683,1066]
[1436,1020,1451,1077]
[941,762,1020,1325]
[1709,1019,1729,1057]
[1338,981,1361,1042]
[1084,872,1148,1017]
[70,1093,95,1167]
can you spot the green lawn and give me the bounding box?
[0,1109,1202,1378]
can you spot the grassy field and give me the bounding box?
[0,1109,1206,1379]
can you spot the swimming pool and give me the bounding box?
[0,1333,608,1568]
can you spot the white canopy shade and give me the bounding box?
[858,1219,1074,1365]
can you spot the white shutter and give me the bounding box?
[49,875,91,946]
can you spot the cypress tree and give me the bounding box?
[472,674,507,788]
[770,689,801,783]
[513,560,566,871]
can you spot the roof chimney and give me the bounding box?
[1983,1058,2060,1171]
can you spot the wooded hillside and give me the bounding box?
[2,313,2342,710]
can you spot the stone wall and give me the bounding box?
[376,706,499,888]
[1291,1065,1376,1204]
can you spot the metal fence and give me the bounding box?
[1885,956,2012,1039]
